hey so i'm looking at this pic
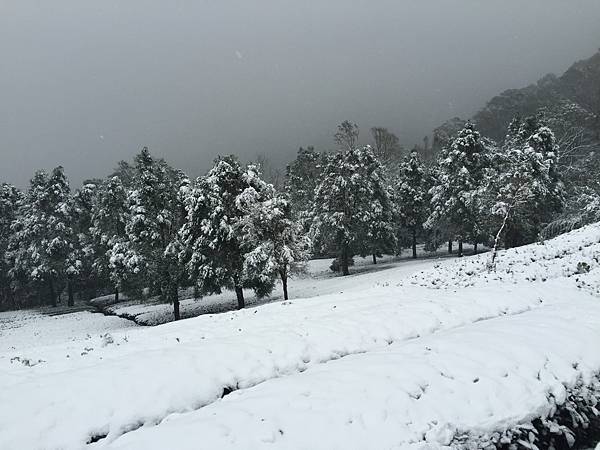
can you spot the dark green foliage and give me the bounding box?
[426,122,491,255]
[311,146,395,275]
[178,156,278,307]
[0,184,22,310]
[6,167,75,307]
[491,116,565,248]
[395,150,430,258]
[285,147,326,232]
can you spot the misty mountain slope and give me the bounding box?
[0,225,599,449]
[433,50,600,148]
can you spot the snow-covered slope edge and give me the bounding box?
[105,293,600,450]
[407,222,600,294]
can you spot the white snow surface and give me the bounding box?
[95,254,436,325]
[0,225,599,450]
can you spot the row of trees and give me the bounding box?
[290,117,565,275]
[0,150,308,317]
[0,114,572,317]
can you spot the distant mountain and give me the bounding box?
[433,50,600,151]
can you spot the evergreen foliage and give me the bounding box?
[6,167,76,307]
[395,150,430,258]
[0,184,22,309]
[311,146,395,275]
[426,122,490,256]
[121,147,186,319]
[178,156,279,308]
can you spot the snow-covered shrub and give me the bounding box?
[577,261,591,274]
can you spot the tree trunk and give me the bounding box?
[67,276,74,307]
[473,242,478,255]
[372,253,377,264]
[280,270,289,301]
[171,283,180,321]
[412,228,417,259]
[504,225,511,250]
[458,239,463,258]
[235,286,245,309]
[448,240,453,254]
[48,277,57,307]
[114,287,119,302]
[488,207,511,272]
[341,244,350,276]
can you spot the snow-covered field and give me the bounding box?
[1,227,599,449]
[92,246,479,325]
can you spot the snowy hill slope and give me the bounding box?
[0,225,599,449]
[408,222,600,294]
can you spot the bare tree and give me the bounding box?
[334,120,359,151]
[370,127,400,161]
[254,153,284,190]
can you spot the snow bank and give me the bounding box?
[106,295,600,450]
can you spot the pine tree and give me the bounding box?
[68,182,100,305]
[395,150,430,258]
[237,189,310,300]
[311,146,395,275]
[488,116,565,252]
[90,175,131,301]
[121,147,186,320]
[285,147,325,232]
[425,122,490,257]
[0,184,22,309]
[178,156,278,308]
[7,167,76,306]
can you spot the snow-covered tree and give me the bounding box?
[0,183,22,309]
[90,175,131,300]
[121,147,186,319]
[7,167,76,306]
[395,150,430,258]
[425,122,490,257]
[311,146,395,275]
[285,146,326,231]
[488,117,565,253]
[67,182,101,304]
[238,189,310,300]
[179,156,279,308]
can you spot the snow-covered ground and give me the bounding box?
[0,227,599,449]
[0,309,136,355]
[93,246,479,325]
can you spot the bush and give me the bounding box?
[577,261,591,274]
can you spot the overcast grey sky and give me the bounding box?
[1,0,600,188]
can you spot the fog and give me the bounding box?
[1,0,600,188]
